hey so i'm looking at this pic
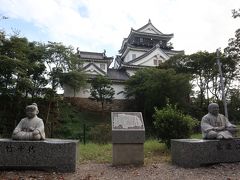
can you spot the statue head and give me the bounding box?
[208,103,219,116]
[26,103,39,119]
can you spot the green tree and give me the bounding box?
[60,71,86,97]
[43,42,84,128]
[43,41,78,91]
[225,9,240,75]
[59,48,87,97]
[89,75,115,111]
[153,104,198,148]
[160,52,237,107]
[125,68,191,127]
[228,89,240,124]
[0,34,48,135]
[0,36,47,98]
[232,9,240,18]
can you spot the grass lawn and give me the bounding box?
[78,139,170,164]
[190,133,202,139]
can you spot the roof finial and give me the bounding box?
[148,19,151,24]
[103,49,106,57]
[77,47,80,55]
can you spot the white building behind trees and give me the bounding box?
[64,19,184,102]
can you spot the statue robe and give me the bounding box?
[12,116,45,140]
[201,113,236,139]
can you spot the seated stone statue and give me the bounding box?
[12,103,46,140]
[201,103,237,139]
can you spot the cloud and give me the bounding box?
[0,0,240,56]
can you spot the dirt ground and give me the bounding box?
[1,162,240,180]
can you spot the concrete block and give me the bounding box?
[111,112,145,144]
[111,112,145,166]
[112,144,144,165]
[0,138,78,172]
[171,138,240,168]
[112,130,145,143]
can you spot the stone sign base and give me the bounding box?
[112,143,144,166]
[171,139,240,168]
[0,138,78,172]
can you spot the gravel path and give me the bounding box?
[1,162,240,180]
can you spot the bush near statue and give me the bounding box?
[12,103,45,140]
[201,103,237,139]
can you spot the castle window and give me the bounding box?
[132,54,136,60]
[140,38,143,43]
[154,59,158,65]
[100,63,105,70]
[154,59,162,66]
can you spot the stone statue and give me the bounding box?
[201,103,237,139]
[12,103,46,140]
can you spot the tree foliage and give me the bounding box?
[0,32,86,137]
[89,75,115,111]
[232,9,240,18]
[224,9,240,78]
[160,51,238,108]
[153,104,198,148]
[0,36,47,97]
[43,41,84,92]
[60,71,86,97]
[125,68,191,126]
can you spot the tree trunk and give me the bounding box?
[46,100,51,125]
[101,101,104,116]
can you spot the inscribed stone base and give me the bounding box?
[0,138,78,172]
[112,143,144,166]
[171,138,240,168]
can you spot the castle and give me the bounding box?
[63,20,184,108]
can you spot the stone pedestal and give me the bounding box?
[111,112,145,166]
[112,144,144,165]
[0,138,78,172]
[171,138,240,168]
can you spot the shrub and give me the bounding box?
[153,104,198,148]
[89,124,111,144]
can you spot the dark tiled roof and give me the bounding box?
[125,44,184,65]
[163,49,185,56]
[120,44,151,59]
[121,63,149,69]
[114,55,122,65]
[119,20,174,54]
[125,44,164,65]
[131,29,173,39]
[107,69,129,81]
[78,51,113,60]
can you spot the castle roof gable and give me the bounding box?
[83,63,106,76]
[137,19,163,35]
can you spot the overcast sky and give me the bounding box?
[0,0,240,57]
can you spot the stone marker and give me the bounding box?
[12,103,46,140]
[201,103,237,140]
[111,112,145,166]
[171,103,240,168]
[1,103,78,172]
[0,138,78,172]
[171,138,240,168]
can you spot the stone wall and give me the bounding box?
[0,138,78,172]
[64,97,135,112]
[171,138,240,168]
